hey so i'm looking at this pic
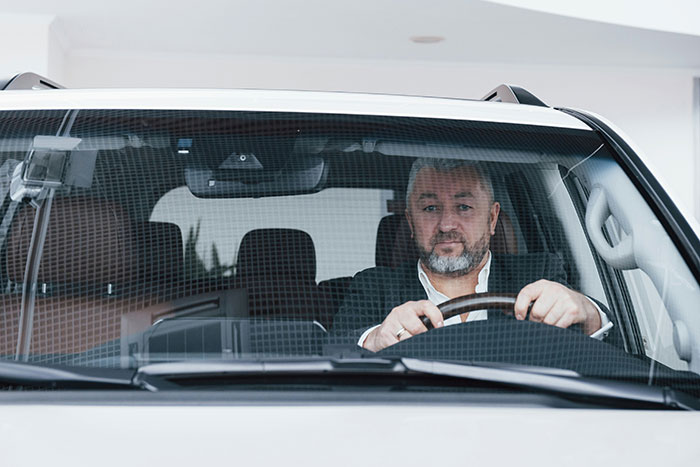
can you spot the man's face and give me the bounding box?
[406,166,500,276]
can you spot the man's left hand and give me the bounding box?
[514,280,601,335]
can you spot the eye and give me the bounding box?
[457,204,472,211]
[423,205,438,212]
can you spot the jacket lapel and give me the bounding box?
[394,261,427,305]
[487,253,511,293]
[483,254,517,320]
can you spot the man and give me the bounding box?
[332,158,612,352]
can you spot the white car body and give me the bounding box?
[1,83,699,466]
[2,404,699,466]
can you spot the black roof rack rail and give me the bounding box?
[1,72,64,91]
[481,84,547,107]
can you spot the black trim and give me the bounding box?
[482,84,548,107]
[1,72,63,90]
[557,108,700,281]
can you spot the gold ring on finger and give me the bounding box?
[396,327,409,339]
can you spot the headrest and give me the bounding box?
[375,214,417,268]
[236,228,316,282]
[490,210,518,255]
[7,197,138,286]
[133,221,184,292]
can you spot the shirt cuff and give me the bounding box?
[586,297,612,340]
[358,324,381,347]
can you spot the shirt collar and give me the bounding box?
[417,251,492,305]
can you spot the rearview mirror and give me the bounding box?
[185,155,327,198]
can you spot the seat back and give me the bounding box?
[6,197,138,295]
[375,214,417,268]
[0,197,184,357]
[235,228,331,326]
[133,220,184,298]
[237,228,316,283]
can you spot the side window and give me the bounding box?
[604,217,689,370]
[151,187,392,282]
[558,166,640,352]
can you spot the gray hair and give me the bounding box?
[405,158,495,205]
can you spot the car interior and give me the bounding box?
[0,109,698,380]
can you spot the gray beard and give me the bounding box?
[419,233,490,277]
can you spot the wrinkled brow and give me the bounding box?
[417,192,475,201]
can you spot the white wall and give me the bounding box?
[151,187,391,282]
[0,14,58,79]
[62,52,700,218]
[46,20,68,84]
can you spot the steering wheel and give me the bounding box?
[420,292,526,330]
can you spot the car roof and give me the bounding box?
[0,88,591,131]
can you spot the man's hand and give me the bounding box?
[514,280,601,335]
[363,300,444,352]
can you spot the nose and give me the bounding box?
[438,209,458,232]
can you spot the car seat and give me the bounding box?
[0,197,183,357]
[234,228,332,328]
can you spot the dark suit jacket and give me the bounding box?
[332,252,594,339]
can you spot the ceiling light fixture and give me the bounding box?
[410,36,444,44]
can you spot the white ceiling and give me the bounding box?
[2,0,700,67]
[489,0,700,37]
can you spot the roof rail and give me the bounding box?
[481,84,547,107]
[1,72,64,91]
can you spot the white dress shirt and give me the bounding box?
[357,251,612,347]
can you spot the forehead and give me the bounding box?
[411,166,487,198]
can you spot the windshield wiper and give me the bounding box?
[399,358,700,410]
[134,357,700,410]
[0,360,139,390]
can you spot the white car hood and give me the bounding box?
[2,404,698,466]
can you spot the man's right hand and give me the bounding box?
[363,300,444,352]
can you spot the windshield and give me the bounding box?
[0,108,698,397]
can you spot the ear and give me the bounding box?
[404,208,414,238]
[489,202,501,236]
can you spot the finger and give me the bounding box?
[553,311,575,329]
[514,281,546,320]
[542,296,567,325]
[397,328,412,341]
[551,295,585,328]
[416,301,444,329]
[387,317,413,342]
[377,316,403,346]
[529,290,558,323]
[399,311,429,335]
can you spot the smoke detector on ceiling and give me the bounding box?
[410,36,445,44]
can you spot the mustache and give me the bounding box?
[430,231,466,246]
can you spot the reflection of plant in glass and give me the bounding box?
[209,242,235,277]
[183,221,234,279]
